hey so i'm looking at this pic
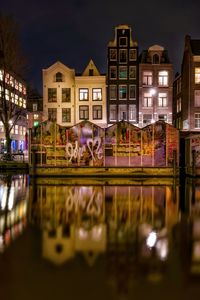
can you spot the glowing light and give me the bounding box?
[150,88,156,96]
[92,225,102,241]
[146,231,157,248]
[156,239,168,260]
[78,228,88,240]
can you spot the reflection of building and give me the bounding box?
[0,70,27,152]
[42,224,106,266]
[139,45,173,127]
[107,25,138,125]
[42,60,106,128]
[0,175,29,252]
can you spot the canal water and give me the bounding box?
[0,174,200,300]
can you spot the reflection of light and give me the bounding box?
[92,226,102,241]
[8,187,15,210]
[156,239,168,260]
[1,186,7,210]
[192,241,200,261]
[78,228,88,240]
[146,231,157,248]
[0,235,4,251]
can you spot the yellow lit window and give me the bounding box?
[195,68,200,84]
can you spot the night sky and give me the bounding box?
[1,0,200,93]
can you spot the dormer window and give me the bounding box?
[55,72,63,82]
[153,54,160,64]
[89,69,94,76]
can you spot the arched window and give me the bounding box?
[153,54,159,64]
[55,72,63,82]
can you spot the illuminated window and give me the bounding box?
[119,37,127,47]
[129,85,136,99]
[33,114,39,120]
[143,71,153,85]
[110,105,117,121]
[195,68,200,84]
[129,49,136,61]
[0,70,3,81]
[55,72,63,82]
[5,89,9,101]
[195,90,200,107]
[48,88,57,102]
[110,85,117,100]
[15,125,18,134]
[48,108,57,121]
[129,105,136,121]
[23,99,26,108]
[79,105,89,120]
[119,105,127,120]
[177,98,181,112]
[119,49,127,63]
[19,97,23,107]
[19,83,22,92]
[19,126,23,135]
[143,93,152,107]
[195,113,200,128]
[15,94,19,105]
[93,105,102,119]
[92,88,102,101]
[62,88,71,102]
[119,85,127,100]
[79,89,88,101]
[119,66,127,79]
[158,93,167,107]
[110,66,117,79]
[110,49,117,60]
[62,108,71,122]
[33,104,37,111]
[158,71,168,86]
[129,66,136,79]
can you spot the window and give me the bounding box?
[129,49,136,61]
[129,105,136,121]
[110,49,117,60]
[79,88,89,101]
[119,66,127,79]
[15,125,18,134]
[158,93,167,107]
[93,105,102,119]
[110,66,117,79]
[195,90,200,107]
[62,88,71,102]
[153,54,159,64]
[119,49,127,63]
[48,88,57,102]
[48,108,57,121]
[195,68,200,84]
[93,88,102,101]
[110,85,117,100]
[110,105,117,121]
[177,97,182,112]
[33,114,38,120]
[143,71,153,85]
[79,105,89,120]
[158,71,168,86]
[158,114,167,121]
[119,105,127,121]
[129,85,136,99]
[143,114,152,125]
[55,72,63,82]
[33,103,37,111]
[119,85,127,100]
[143,93,152,107]
[119,37,127,47]
[62,108,71,122]
[195,113,200,128]
[129,66,136,79]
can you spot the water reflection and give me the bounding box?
[0,174,29,252]
[2,176,200,299]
